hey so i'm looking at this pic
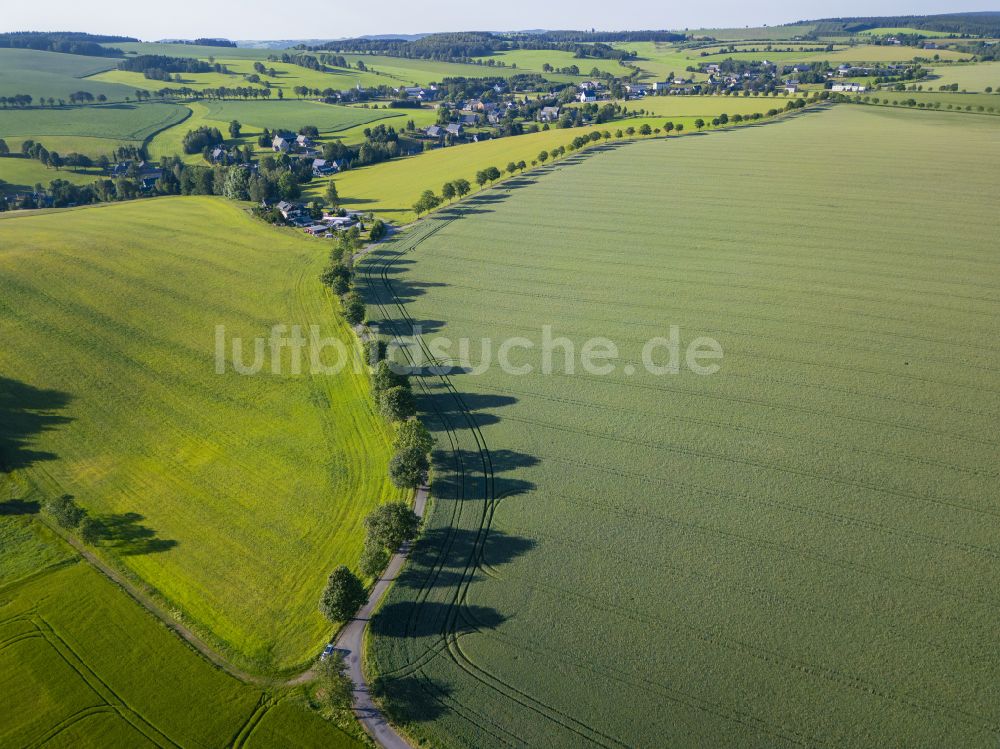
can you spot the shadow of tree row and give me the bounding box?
[0,376,73,473]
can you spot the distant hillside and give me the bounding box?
[802,11,1000,37]
[0,31,135,56]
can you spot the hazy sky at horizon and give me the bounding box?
[2,0,991,41]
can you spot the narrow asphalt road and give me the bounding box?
[336,484,428,749]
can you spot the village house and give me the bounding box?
[272,136,290,152]
[312,158,337,177]
[539,105,560,122]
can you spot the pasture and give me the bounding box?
[0,514,362,748]
[0,101,191,157]
[200,99,399,131]
[0,156,103,192]
[362,104,1000,747]
[0,197,404,672]
[926,62,1000,91]
[91,57,391,95]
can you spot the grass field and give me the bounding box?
[926,62,1000,91]
[0,156,103,192]
[0,196,404,672]
[199,99,399,131]
[91,57,391,95]
[866,92,1000,112]
[0,511,362,748]
[0,101,191,157]
[0,48,132,102]
[361,105,1000,747]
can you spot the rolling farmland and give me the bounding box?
[0,48,132,101]
[0,101,191,156]
[310,107,766,222]
[0,197,404,672]
[362,105,1000,747]
[0,511,362,748]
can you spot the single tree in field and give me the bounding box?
[506,161,517,175]
[325,179,339,206]
[228,119,242,139]
[485,166,501,183]
[695,118,705,131]
[319,565,367,622]
[516,160,526,171]
[675,123,684,133]
[364,501,421,550]
[475,169,488,188]
[0,139,11,156]
[663,121,674,135]
[453,178,471,198]
[639,123,652,135]
[441,181,456,201]
[537,150,549,164]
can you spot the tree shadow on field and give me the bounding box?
[371,600,507,639]
[91,511,177,555]
[370,673,452,725]
[0,376,73,474]
[0,499,40,515]
[394,525,537,592]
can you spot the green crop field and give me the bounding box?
[582,95,798,118]
[0,196,404,672]
[0,48,133,102]
[313,107,809,222]
[0,101,191,157]
[361,105,1000,747]
[0,511,362,748]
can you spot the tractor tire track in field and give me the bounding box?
[357,199,647,748]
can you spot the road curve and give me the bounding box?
[336,484,428,749]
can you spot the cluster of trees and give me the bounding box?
[0,94,34,108]
[182,126,224,154]
[813,13,1000,38]
[10,138,114,172]
[42,494,102,544]
[119,54,227,81]
[139,85,277,101]
[0,31,132,56]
